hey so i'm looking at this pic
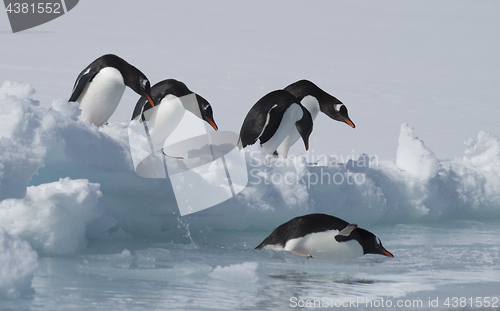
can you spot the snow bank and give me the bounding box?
[224,123,500,226]
[396,123,439,182]
[0,82,46,200]
[0,81,119,254]
[0,178,105,254]
[1,81,500,252]
[0,228,38,299]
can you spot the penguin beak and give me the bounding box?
[380,248,394,258]
[305,139,309,150]
[206,117,218,131]
[145,94,155,107]
[342,117,355,128]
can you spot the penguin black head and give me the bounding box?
[124,68,154,109]
[163,79,217,131]
[295,105,313,150]
[327,101,355,129]
[285,79,355,128]
[196,93,218,130]
[340,228,394,257]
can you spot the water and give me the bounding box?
[3,219,499,311]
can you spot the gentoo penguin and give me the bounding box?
[256,213,393,258]
[69,54,154,126]
[238,90,313,158]
[131,79,218,147]
[274,80,355,157]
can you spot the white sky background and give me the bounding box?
[1,0,499,161]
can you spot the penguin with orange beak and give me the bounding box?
[256,213,394,259]
[274,80,355,157]
[238,89,313,159]
[131,79,218,149]
[69,54,155,127]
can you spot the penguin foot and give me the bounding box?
[291,250,313,258]
[265,154,272,164]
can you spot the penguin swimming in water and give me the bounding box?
[256,213,393,258]
[274,80,355,158]
[69,54,155,126]
[131,79,218,148]
[238,90,313,158]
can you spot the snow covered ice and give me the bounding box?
[1,80,500,309]
[1,1,500,310]
[0,228,38,300]
[0,177,104,254]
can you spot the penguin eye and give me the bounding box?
[140,79,148,90]
[375,237,381,248]
[334,104,344,113]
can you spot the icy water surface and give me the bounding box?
[2,219,500,311]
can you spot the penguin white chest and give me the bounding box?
[275,96,319,157]
[261,103,303,155]
[77,67,126,126]
[284,230,364,258]
[147,95,186,148]
[300,96,320,120]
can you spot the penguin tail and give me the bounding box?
[237,137,244,150]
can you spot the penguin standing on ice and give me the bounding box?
[256,213,394,258]
[131,79,218,147]
[69,54,155,126]
[238,90,313,158]
[274,80,355,157]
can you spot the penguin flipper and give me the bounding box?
[131,95,152,121]
[69,67,97,102]
[338,224,358,236]
[259,105,285,145]
[239,110,267,148]
[239,105,277,148]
